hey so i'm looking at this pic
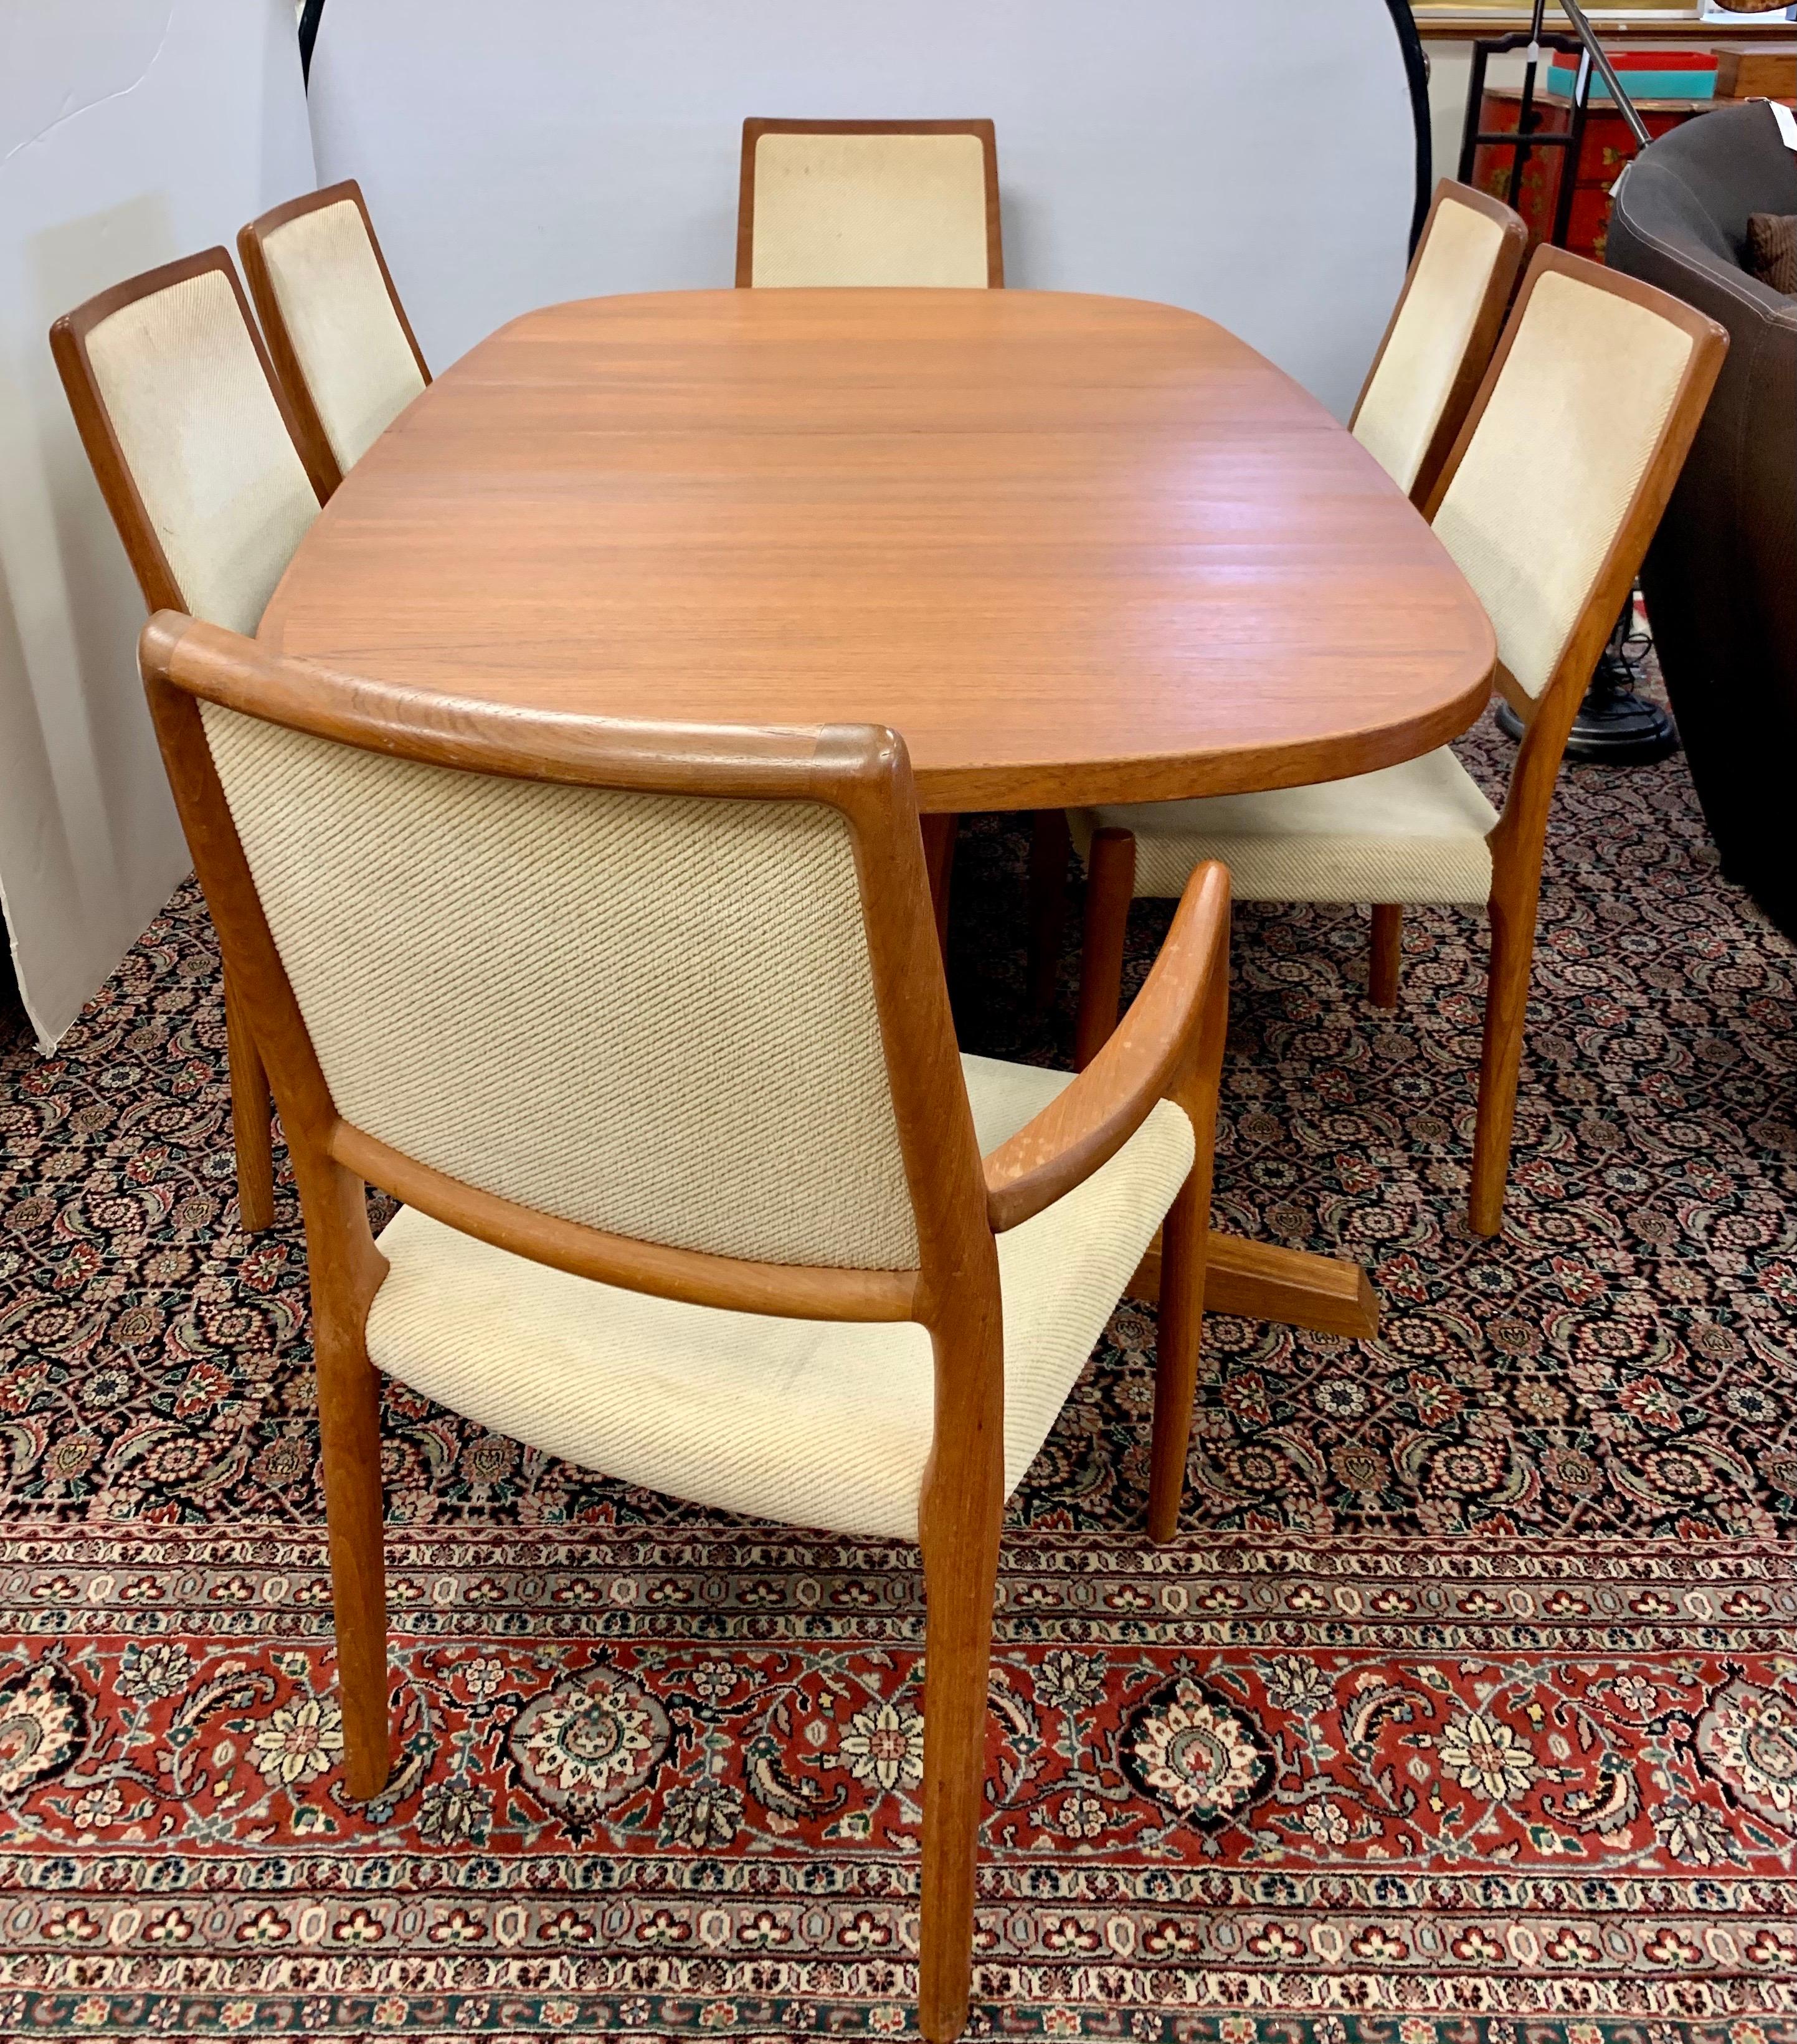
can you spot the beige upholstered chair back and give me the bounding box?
[242,183,428,480]
[60,258,319,636]
[1353,187,1522,498]
[1430,260,1702,703]
[196,701,924,1270]
[738,120,1002,288]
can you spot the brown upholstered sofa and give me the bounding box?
[1608,102,1797,940]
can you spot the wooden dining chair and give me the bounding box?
[239,179,430,496]
[736,118,1003,288]
[1350,179,1529,506]
[50,248,331,1233]
[1066,248,1726,1237]
[1024,182,1525,1011]
[138,610,1230,2043]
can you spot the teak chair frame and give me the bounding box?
[239,178,432,499]
[139,611,1230,2044]
[49,247,331,1234]
[1073,248,1726,1239]
[1349,178,1530,510]
[735,117,1005,288]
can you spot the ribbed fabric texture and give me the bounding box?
[751,132,990,287]
[200,704,919,1269]
[262,199,426,473]
[1433,268,1694,701]
[1354,197,1507,494]
[85,268,318,634]
[1076,746,1497,905]
[366,1054,1193,1541]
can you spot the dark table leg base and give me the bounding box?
[1497,596,1679,765]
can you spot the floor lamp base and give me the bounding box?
[1497,599,1679,765]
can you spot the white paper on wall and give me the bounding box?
[308,0,1416,420]
[0,0,316,1048]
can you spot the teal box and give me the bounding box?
[1545,63,1717,101]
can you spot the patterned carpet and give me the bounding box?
[0,697,1795,2037]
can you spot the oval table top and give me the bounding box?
[261,288,1496,813]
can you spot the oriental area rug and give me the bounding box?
[1,702,1795,2040]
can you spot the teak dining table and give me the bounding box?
[260,287,1497,1341]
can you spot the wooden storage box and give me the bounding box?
[1712,43,1797,97]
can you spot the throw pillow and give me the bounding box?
[1745,211,1797,294]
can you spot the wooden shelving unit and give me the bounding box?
[1413,7,1794,38]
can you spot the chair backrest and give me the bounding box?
[50,250,326,635]
[138,615,987,1321]
[1351,180,1527,504]
[736,119,1002,288]
[239,179,430,493]
[1422,247,1727,848]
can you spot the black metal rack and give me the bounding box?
[1455,0,1653,247]
[1457,27,1597,249]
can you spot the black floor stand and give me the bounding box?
[1496,595,1679,763]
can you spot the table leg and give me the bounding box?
[921,813,958,962]
[1130,1229,1378,1339]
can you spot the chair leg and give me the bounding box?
[224,970,275,1232]
[318,1333,390,1800]
[1149,960,1227,1544]
[304,1160,393,1802]
[1026,810,1070,1015]
[922,813,959,964]
[1368,904,1403,1010]
[1469,887,1539,1237]
[916,1313,1004,2044]
[1073,828,1136,1071]
[917,1523,1000,2042]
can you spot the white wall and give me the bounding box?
[309,0,1419,423]
[0,0,316,1048]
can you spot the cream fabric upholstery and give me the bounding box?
[1433,268,1695,700]
[750,131,990,287]
[259,198,426,473]
[366,1053,1193,1540]
[1076,269,1695,912]
[199,704,918,1269]
[1075,746,1498,905]
[1353,197,1507,495]
[83,268,317,635]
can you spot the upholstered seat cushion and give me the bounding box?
[365,1053,1192,1542]
[1074,745,1498,905]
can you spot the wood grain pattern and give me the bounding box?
[1074,828,1139,1071]
[986,863,1228,1233]
[224,966,275,1232]
[260,289,1496,815]
[921,811,958,962]
[1130,1231,1381,1341]
[1369,902,1404,1009]
[1149,935,1228,1544]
